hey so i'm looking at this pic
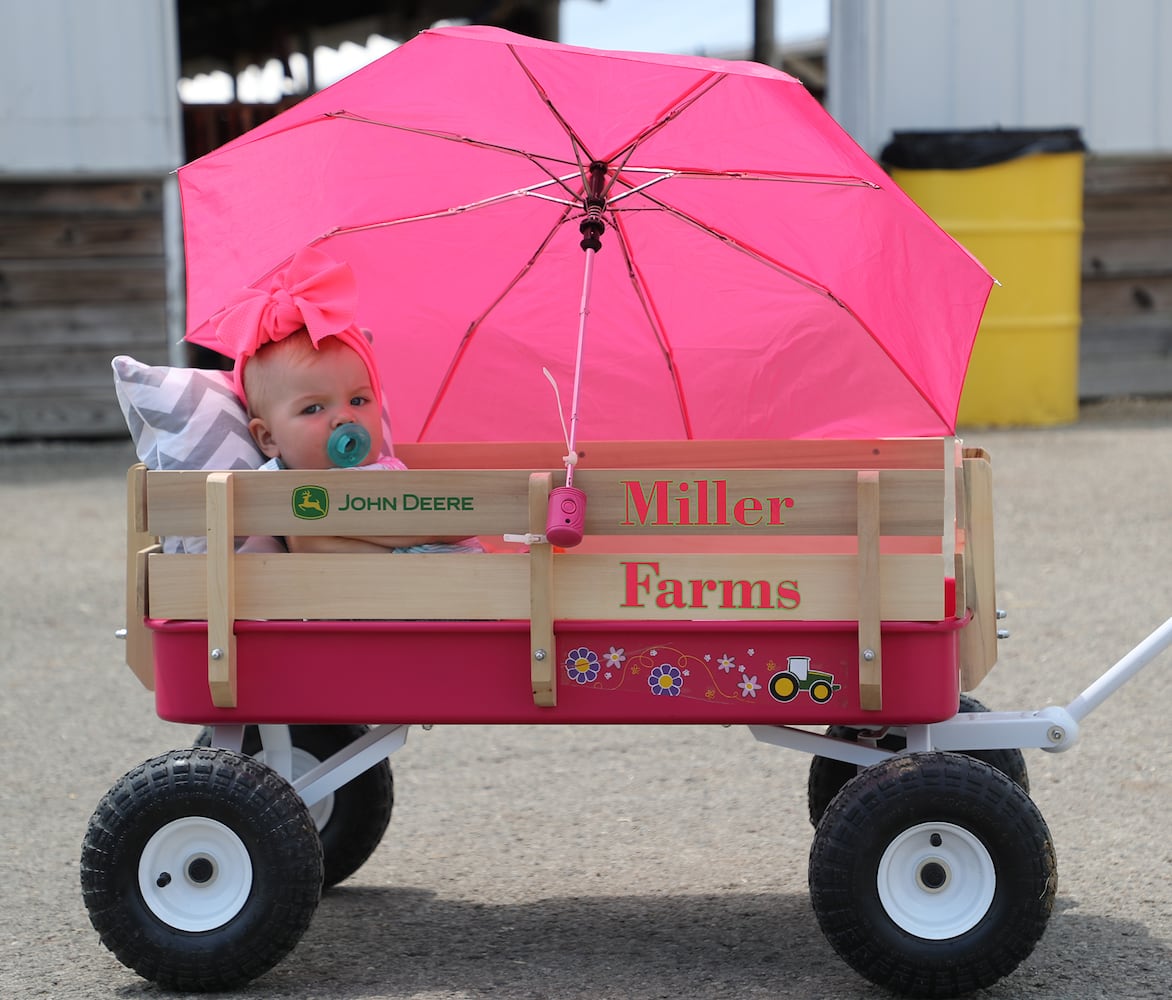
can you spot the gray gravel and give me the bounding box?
[1,398,1170,999]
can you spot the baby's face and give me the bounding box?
[250,342,384,470]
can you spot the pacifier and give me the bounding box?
[327,423,371,467]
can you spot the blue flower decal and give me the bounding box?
[565,646,601,685]
[648,663,683,697]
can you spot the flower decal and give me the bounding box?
[648,664,683,697]
[738,675,761,698]
[564,647,601,685]
[717,654,737,674]
[603,646,626,669]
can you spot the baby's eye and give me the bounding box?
[350,395,371,407]
[300,403,324,415]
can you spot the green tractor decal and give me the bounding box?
[768,655,841,704]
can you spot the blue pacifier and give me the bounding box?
[327,423,371,467]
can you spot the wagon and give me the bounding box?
[81,437,1172,997]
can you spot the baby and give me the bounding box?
[215,247,480,554]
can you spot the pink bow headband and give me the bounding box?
[212,247,381,407]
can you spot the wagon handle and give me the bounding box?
[1065,616,1172,723]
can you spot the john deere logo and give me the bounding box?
[293,486,329,520]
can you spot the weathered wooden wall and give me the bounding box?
[0,181,170,439]
[1080,156,1172,397]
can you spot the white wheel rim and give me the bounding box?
[138,817,253,931]
[255,747,335,831]
[876,821,996,939]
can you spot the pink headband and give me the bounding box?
[212,247,381,407]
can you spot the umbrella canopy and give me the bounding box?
[180,24,993,442]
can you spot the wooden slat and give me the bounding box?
[148,553,532,620]
[575,469,945,536]
[147,551,943,624]
[206,473,237,708]
[143,467,947,539]
[123,464,156,690]
[959,451,998,691]
[146,469,533,538]
[0,258,166,306]
[528,474,555,707]
[0,213,163,259]
[856,472,883,710]
[394,438,950,471]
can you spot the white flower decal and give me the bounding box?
[738,675,761,698]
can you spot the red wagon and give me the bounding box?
[81,435,1172,996]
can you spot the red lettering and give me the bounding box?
[621,561,659,607]
[720,579,771,608]
[696,479,709,525]
[623,481,669,526]
[776,580,801,610]
[734,497,763,526]
[688,579,713,607]
[715,480,728,524]
[675,480,690,525]
[768,496,794,525]
[657,577,687,608]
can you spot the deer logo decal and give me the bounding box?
[293,485,329,520]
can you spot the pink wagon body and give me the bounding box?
[149,615,965,727]
[124,437,996,731]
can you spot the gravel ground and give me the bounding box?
[1,398,1169,999]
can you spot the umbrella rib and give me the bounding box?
[621,193,953,427]
[318,173,581,240]
[326,111,586,201]
[607,215,695,439]
[417,204,578,440]
[601,73,728,165]
[505,46,598,173]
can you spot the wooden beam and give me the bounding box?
[205,472,237,708]
[123,464,157,690]
[529,473,555,707]
[857,471,882,710]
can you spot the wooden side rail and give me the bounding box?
[128,439,974,710]
[206,473,238,708]
[528,473,555,706]
[394,438,953,471]
[143,468,948,539]
[124,464,158,690]
[958,449,997,690]
[857,471,883,710]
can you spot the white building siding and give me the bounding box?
[829,0,1172,157]
[0,0,182,176]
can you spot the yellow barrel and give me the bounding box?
[884,130,1085,427]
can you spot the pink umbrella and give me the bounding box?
[180,24,993,446]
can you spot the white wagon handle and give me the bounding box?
[752,616,1172,763]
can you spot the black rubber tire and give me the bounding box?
[195,724,394,888]
[80,747,323,991]
[806,694,1030,827]
[808,752,1056,998]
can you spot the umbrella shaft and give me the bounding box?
[565,246,599,488]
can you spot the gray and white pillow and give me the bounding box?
[112,355,265,472]
[112,356,279,554]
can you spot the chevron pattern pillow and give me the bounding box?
[113,356,275,555]
[112,356,265,472]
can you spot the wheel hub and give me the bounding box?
[138,817,253,932]
[877,821,996,939]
